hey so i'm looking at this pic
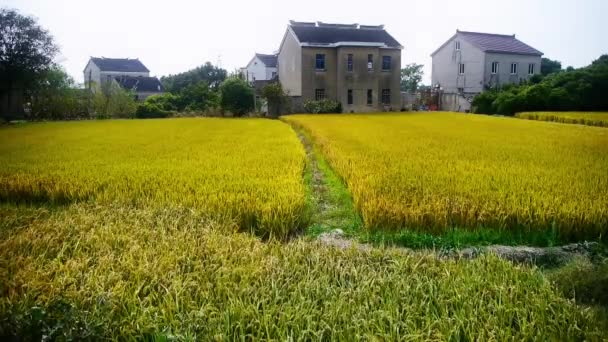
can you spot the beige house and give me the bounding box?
[83,57,164,101]
[278,21,403,113]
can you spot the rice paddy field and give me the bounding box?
[0,118,306,238]
[1,204,606,339]
[284,112,608,241]
[1,115,607,339]
[516,111,608,127]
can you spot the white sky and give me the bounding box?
[5,0,607,85]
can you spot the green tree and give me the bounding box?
[161,62,227,93]
[541,58,562,76]
[0,8,59,120]
[400,63,424,93]
[261,82,287,117]
[219,77,254,116]
[28,66,87,120]
[91,81,137,119]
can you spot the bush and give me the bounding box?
[303,99,342,114]
[471,89,499,114]
[472,54,608,115]
[219,77,254,116]
[135,103,171,119]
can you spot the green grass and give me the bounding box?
[1,203,606,340]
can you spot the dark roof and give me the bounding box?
[289,21,402,48]
[90,57,150,72]
[115,76,163,92]
[256,54,277,67]
[457,31,542,56]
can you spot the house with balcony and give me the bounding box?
[277,21,403,113]
[431,30,543,111]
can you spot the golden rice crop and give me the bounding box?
[1,203,605,339]
[284,112,608,240]
[516,111,608,127]
[0,118,306,237]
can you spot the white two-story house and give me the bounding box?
[431,30,543,111]
[83,57,163,101]
[241,54,278,82]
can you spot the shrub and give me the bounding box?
[471,89,498,114]
[135,102,170,119]
[219,77,254,116]
[303,99,342,114]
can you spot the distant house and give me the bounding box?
[242,53,278,82]
[431,30,543,111]
[278,21,402,113]
[83,57,163,101]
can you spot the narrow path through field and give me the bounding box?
[296,129,362,240]
[290,122,605,267]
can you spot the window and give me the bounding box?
[347,89,353,105]
[510,63,518,74]
[382,56,391,71]
[457,87,464,93]
[315,89,325,100]
[458,63,465,74]
[347,54,353,72]
[455,41,461,50]
[367,89,373,105]
[367,54,373,71]
[271,71,277,78]
[491,62,499,74]
[528,63,535,75]
[315,54,325,70]
[381,89,391,105]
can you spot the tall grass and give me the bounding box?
[1,204,605,340]
[0,118,307,238]
[516,112,608,127]
[284,112,608,240]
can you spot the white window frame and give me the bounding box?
[458,63,465,75]
[528,63,535,75]
[455,41,461,51]
[510,63,518,75]
[491,62,499,74]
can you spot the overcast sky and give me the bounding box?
[5,0,607,84]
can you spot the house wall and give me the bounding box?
[301,47,338,103]
[278,31,302,96]
[99,71,150,85]
[335,47,401,112]
[432,34,485,94]
[244,56,277,81]
[83,62,101,86]
[484,53,541,88]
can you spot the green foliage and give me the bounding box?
[303,99,342,114]
[541,57,562,76]
[473,54,608,115]
[548,257,608,306]
[161,62,227,93]
[219,77,254,116]
[143,93,180,111]
[179,81,218,111]
[135,102,171,119]
[261,82,287,117]
[91,82,137,119]
[400,63,424,92]
[27,66,88,120]
[0,8,59,119]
